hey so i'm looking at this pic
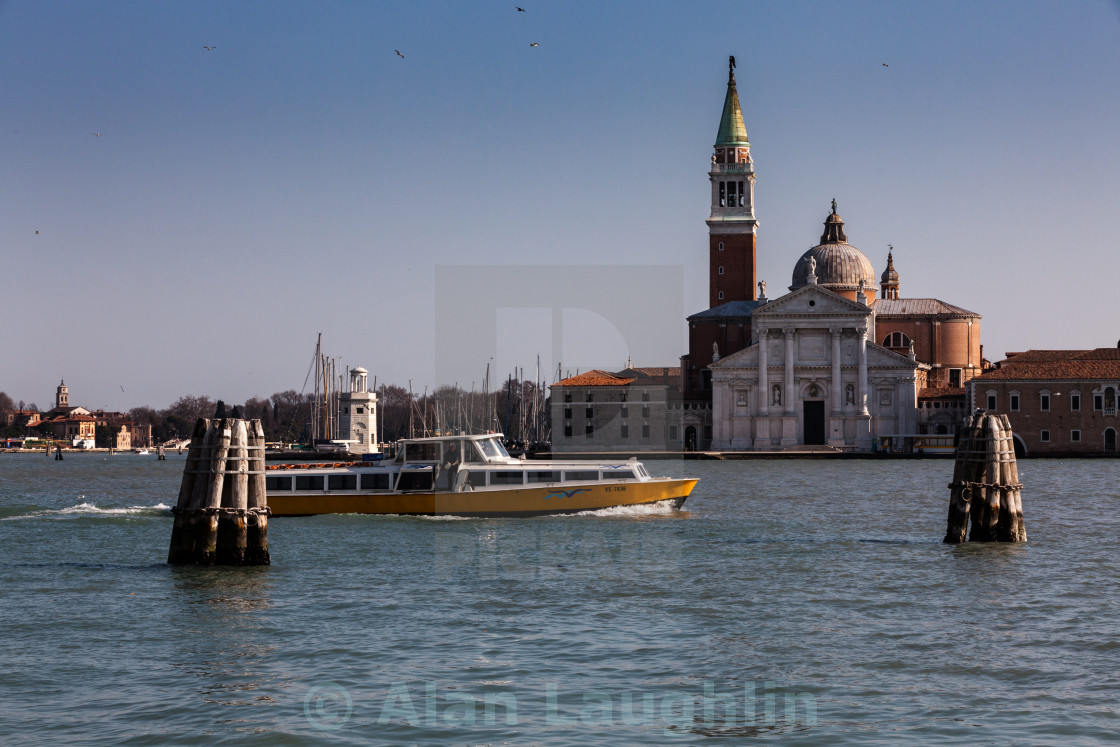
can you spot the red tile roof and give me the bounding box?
[553,370,636,387]
[919,387,965,400]
[977,349,1120,380]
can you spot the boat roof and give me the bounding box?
[398,433,505,445]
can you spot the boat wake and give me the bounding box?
[1,501,172,521]
[572,499,682,517]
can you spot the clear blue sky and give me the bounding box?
[2,1,1118,411]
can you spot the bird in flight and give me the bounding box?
[395,49,405,59]
[92,132,103,137]
[35,230,39,235]
[203,46,216,51]
[882,62,889,67]
[530,42,539,47]
[516,6,526,10]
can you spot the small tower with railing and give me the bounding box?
[338,367,379,453]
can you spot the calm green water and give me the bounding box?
[2,453,1119,745]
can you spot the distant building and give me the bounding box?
[550,366,708,452]
[966,348,1120,456]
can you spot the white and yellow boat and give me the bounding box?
[265,433,696,517]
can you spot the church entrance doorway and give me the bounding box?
[1106,428,1116,453]
[803,401,826,445]
[684,426,697,451]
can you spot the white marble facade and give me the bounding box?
[710,284,924,451]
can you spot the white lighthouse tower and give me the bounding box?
[338,366,379,454]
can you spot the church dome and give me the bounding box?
[789,205,877,293]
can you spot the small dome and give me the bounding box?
[351,366,368,375]
[790,206,877,292]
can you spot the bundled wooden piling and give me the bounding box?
[168,417,270,565]
[944,411,1026,543]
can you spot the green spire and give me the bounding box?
[715,57,749,148]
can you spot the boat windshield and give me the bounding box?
[476,437,510,460]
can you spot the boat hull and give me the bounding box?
[268,478,697,517]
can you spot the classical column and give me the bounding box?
[830,327,843,414]
[857,324,869,415]
[783,329,795,414]
[758,327,769,415]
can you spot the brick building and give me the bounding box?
[550,367,706,452]
[965,348,1120,456]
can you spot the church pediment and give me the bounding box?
[756,285,871,319]
[711,343,758,369]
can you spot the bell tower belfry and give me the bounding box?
[706,55,758,308]
[56,380,69,409]
[338,367,379,454]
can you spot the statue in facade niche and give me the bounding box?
[772,384,782,407]
[846,383,855,405]
[712,342,720,361]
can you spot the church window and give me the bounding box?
[642,424,650,438]
[718,266,724,275]
[1041,430,1050,443]
[620,424,629,439]
[883,332,912,349]
[1072,430,1081,442]
[1071,392,1081,411]
[1010,392,1020,411]
[718,291,724,300]
[949,368,962,388]
[986,391,997,410]
[585,407,593,419]
[1040,391,1051,412]
[356,407,364,414]
[718,242,724,251]
[719,182,726,207]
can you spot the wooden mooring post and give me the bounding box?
[944,411,1026,543]
[168,417,271,565]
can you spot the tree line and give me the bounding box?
[0,380,551,445]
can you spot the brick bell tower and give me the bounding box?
[706,55,757,307]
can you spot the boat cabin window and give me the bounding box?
[361,473,390,490]
[606,470,636,480]
[564,470,599,481]
[476,438,508,460]
[405,442,441,462]
[460,440,483,463]
[527,470,561,483]
[265,475,292,491]
[295,475,324,491]
[328,474,357,490]
[465,471,487,488]
[396,469,434,491]
[490,471,524,485]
